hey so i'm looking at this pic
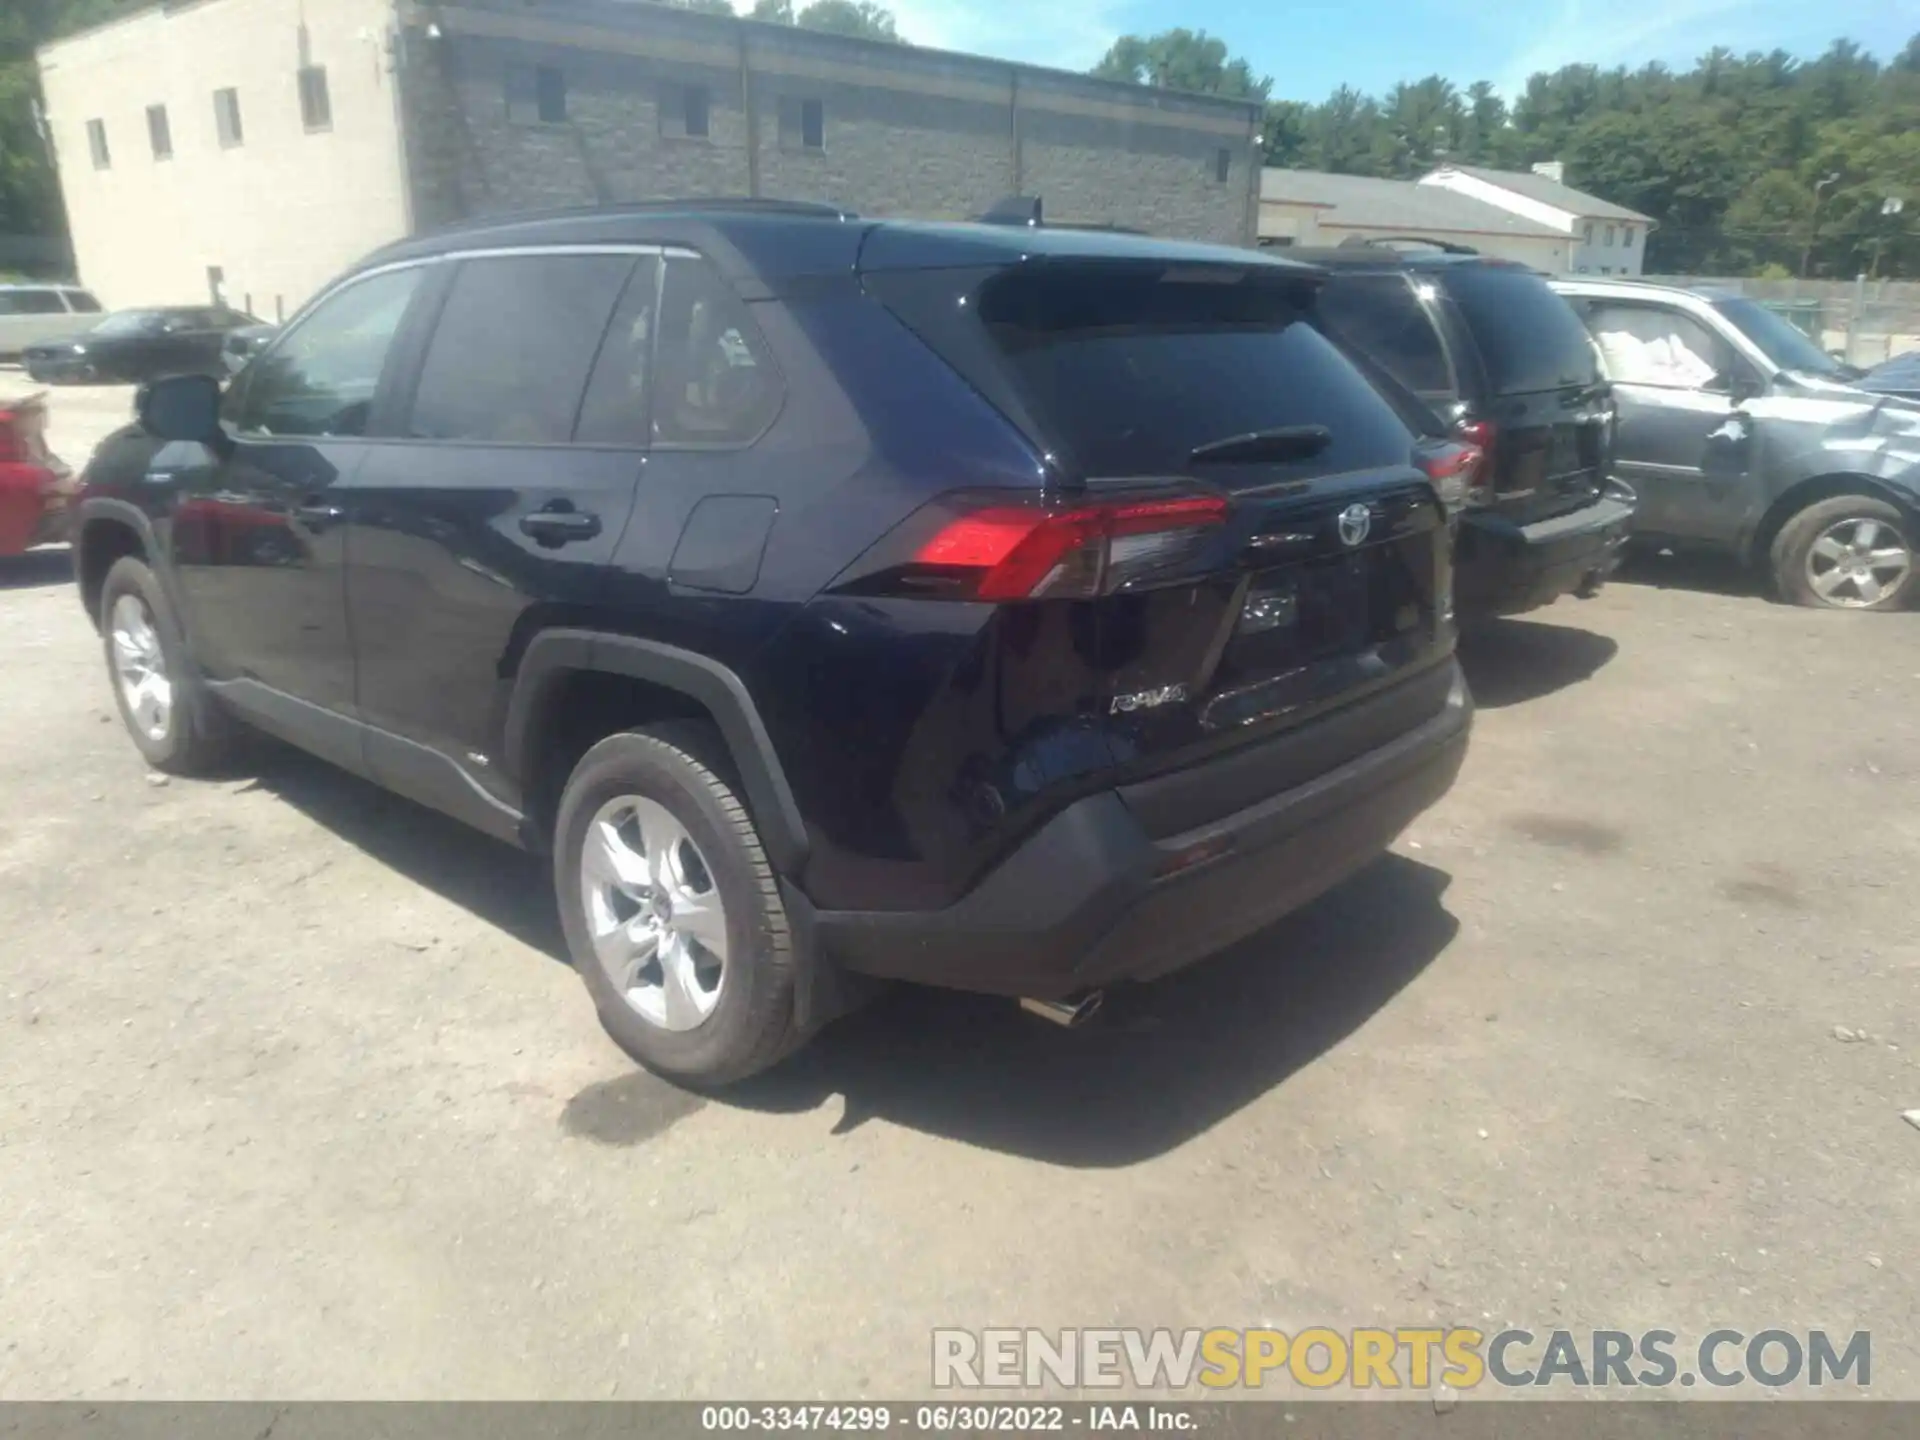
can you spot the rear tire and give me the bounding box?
[99,555,234,774]
[555,725,799,1087]
[1771,495,1916,611]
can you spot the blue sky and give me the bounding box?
[841,0,1920,104]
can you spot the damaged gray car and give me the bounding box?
[1552,277,1920,611]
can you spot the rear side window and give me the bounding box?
[646,256,781,447]
[1440,264,1599,395]
[959,264,1416,479]
[0,289,68,316]
[406,253,636,444]
[1315,275,1455,398]
[67,291,103,313]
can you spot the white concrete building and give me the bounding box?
[37,0,412,319]
[1260,168,1572,271]
[1418,163,1655,276]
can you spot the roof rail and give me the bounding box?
[1352,234,1482,256]
[415,197,858,241]
[978,195,1044,227]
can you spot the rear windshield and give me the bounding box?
[1441,264,1599,395]
[874,263,1417,480]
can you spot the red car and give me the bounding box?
[0,388,75,555]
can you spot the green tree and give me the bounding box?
[794,1,900,42]
[1091,29,1271,101]
[749,0,794,20]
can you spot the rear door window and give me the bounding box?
[66,291,104,313]
[1440,264,1600,395]
[405,253,637,444]
[645,256,782,447]
[1315,274,1456,399]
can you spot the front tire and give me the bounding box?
[1771,495,1916,611]
[555,726,799,1086]
[99,555,233,773]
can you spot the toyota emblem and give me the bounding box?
[1338,503,1372,547]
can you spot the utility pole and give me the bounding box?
[1800,172,1841,279]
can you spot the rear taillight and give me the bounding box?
[1453,420,1496,508]
[843,490,1228,601]
[1416,439,1484,515]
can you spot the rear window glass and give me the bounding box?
[882,264,1416,480]
[1441,264,1599,395]
[1315,275,1455,397]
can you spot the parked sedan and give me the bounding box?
[23,305,260,385]
[1552,278,1920,611]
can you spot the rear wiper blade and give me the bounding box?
[1188,424,1332,465]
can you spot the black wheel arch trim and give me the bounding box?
[505,629,810,877]
[73,497,175,626]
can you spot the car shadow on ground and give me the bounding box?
[241,737,568,963]
[0,548,71,591]
[1611,545,1762,599]
[242,734,1459,1166]
[1457,614,1618,709]
[730,855,1458,1166]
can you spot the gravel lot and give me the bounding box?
[1,382,1916,1399]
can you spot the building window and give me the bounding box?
[1213,147,1231,183]
[660,82,710,140]
[86,118,110,169]
[1603,224,1615,247]
[214,87,244,148]
[1583,223,1593,245]
[146,104,171,160]
[779,95,824,151]
[1621,226,1634,248]
[507,63,567,124]
[298,65,331,132]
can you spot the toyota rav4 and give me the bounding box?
[73,201,1471,1085]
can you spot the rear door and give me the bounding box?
[1439,263,1613,524]
[343,247,650,819]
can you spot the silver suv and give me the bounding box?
[0,284,105,361]
[1551,277,1920,611]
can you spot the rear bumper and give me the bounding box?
[813,660,1471,998]
[1455,494,1635,617]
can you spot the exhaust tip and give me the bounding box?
[1019,991,1105,1028]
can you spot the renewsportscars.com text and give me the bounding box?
[931,1327,1871,1391]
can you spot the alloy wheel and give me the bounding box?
[579,794,729,1032]
[1805,516,1912,608]
[109,593,173,741]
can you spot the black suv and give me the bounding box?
[73,202,1471,1085]
[1301,243,1634,616]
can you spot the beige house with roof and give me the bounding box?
[1419,162,1655,276]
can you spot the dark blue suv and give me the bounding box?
[73,200,1472,1084]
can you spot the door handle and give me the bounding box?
[294,500,344,527]
[519,507,602,546]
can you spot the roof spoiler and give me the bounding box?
[978,195,1044,227]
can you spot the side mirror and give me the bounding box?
[136,372,226,446]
